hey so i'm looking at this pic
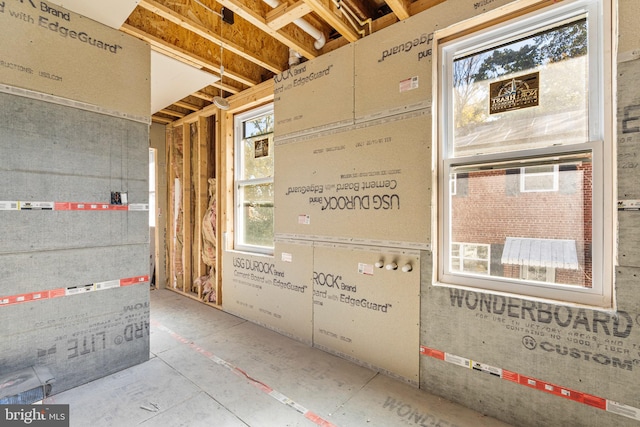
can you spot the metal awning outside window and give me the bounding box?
[501,237,579,270]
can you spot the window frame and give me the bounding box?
[434,0,614,307]
[234,104,275,255]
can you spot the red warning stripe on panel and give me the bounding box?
[0,275,149,307]
[420,345,636,421]
[420,345,445,360]
[0,291,49,306]
[3,201,143,211]
[120,276,149,286]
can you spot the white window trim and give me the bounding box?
[234,104,275,255]
[433,0,614,308]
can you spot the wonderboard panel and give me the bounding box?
[313,243,420,385]
[0,285,149,394]
[275,111,431,249]
[274,46,354,140]
[0,0,149,119]
[222,241,314,343]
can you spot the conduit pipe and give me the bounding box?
[263,0,326,50]
[332,0,371,36]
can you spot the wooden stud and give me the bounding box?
[182,123,192,295]
[196,116,209,289]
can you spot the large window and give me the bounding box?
[234,104,275,253]
[436,0,612,306]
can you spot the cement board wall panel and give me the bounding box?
[618,211,640,268]
[222,241,314,344]
[0,211,148,253]
[274,46,354,139]
[274,112,431,249]
[313,244,421,385]
[616,59,640,199]
[420,281,640,426]
[0,244,148,295]
[0,284,150,394]
[353,0,513,121]
[619,0,640,56]
[0,0,149,119]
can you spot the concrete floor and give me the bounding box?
[44,288,512,427]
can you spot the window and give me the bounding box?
[436,0,612,306]
[451,243,490,275]
[234,104,275,253]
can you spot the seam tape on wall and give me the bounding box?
[420,345,640,422]
[0,275,149,307]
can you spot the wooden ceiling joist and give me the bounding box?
[385,0,410,20]
[216,0,322,59]
[266,0,313,30]
[128,0,455,124]
[120,23,256,90]
[174,100,201,111]
[160,109,187,118]
[124,8,264,86]
[152,115,175,124]
[303,0,360,42]
[193,91,216,102]
[139,0,287,74]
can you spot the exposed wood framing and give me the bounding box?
[195,116,210,284]
[182,122,193,294]
[123,7,264,87]
[154,116,175,124]
[303,0,360,42]
[194,91,216,102]
[216,111,227,306]
[138,0,287,74]
[160,109,186,118]
[217,0,323,59]
[266,0,313,30]
[164,82,274,307]
[120,24,252,92]
[175,100,201,111]
[385,0,410,20]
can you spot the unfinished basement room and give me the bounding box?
[1,0,639,425]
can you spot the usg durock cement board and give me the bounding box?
[275,112,431,249]
[274,46,354,140]
[0,0,149,119]
[222,241,314,344]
